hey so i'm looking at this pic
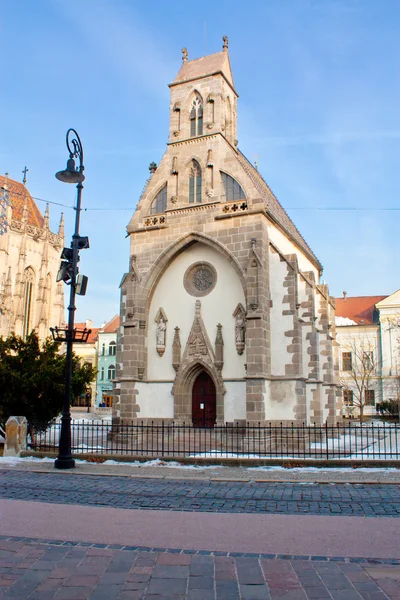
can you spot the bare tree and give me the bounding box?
[340,337,381,423]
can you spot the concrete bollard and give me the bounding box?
[4,416,28,457]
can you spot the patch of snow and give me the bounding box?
[335,316,357,326]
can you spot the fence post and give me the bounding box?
[325,421,329,460]
[161,421,165,457]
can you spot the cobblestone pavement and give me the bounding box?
[0,537,400,600]
[1,470,400,517]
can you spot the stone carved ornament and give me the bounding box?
[154,308,168,356]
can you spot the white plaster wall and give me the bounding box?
[135,382,174,418]
[269,249,293,375]
[224,381,246,421]
[268,224,319,277]
[148,242,246,380]
[266,380,296,420]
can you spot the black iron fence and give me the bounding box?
[28,420,400,460]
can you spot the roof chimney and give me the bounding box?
[343,291,347,300]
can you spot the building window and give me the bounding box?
[23,267,35,339]
[221,172,246,202]
[151,184,167,214]
[101,343,105,356]
[342,352,352,371]
[343,390,353,406]
[365,390,375,406]
[100,367,104,381]
[363,351,374,370]
[108,365,116,380]
[190,94,203,137]
[189,160,202,203]
[109,341,116,356]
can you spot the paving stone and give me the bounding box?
[152,565,189,579]
[240,583,271,599]
[147,577,187,595]
[330,590,363,600]
[188,576,214,589]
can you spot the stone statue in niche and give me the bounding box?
[236,314,245,343]
[156,318,166,346]
[155,308,168,356]
[233,303,246,355]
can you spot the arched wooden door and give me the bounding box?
[192,371,216,428]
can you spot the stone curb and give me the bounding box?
[1,534,399,564]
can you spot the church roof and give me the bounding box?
[0,174,44,228]
[171,51,235,90]
[236,152,322,269]
[335,296,387,325]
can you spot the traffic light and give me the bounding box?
[56,247,74,283]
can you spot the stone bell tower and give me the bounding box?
[114,38,339,427]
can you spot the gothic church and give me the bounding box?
[0,174,65,341]
[114,39,339,426]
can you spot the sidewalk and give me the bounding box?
[1,460,400,598]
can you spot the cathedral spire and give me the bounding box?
[58,212,65,242]
[43,203,50,232]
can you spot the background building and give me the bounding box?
[96,315,119,407]
[114,40,339,427]
[335,290,400,417]
[70,320,100,408]
[0,173,65,341]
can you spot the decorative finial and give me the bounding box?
[149,162,157,174]
[2,173,9,190]
[182,47,188,62]
[22,166,29,185]
[254,157,258,171]
[222,35,228,51]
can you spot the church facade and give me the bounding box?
[114,40,339,426]
[0,174,65,342]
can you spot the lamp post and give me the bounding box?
[54,129,86,470]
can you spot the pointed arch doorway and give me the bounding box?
[192,371,216,428]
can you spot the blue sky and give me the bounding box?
[1,0,399,326]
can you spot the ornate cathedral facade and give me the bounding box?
[114,39,339,426]
[0,174,65,342]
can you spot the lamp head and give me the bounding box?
[55,157,85,184]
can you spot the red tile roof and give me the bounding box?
[74,323,100,344]
[0,174,44,228]
[335,296,387,325]
[101,315,120,333]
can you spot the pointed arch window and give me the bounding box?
[221,172,246,202]
[151,184,167,214]
[189,160,202,203]
[190,94,203,137]
[23,267,35,339]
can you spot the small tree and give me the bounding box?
[340,337,380,423]
[0,332,96,432]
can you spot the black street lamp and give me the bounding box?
[53,129,87,470]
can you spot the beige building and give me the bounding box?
[0,174,64,341]
[114,39,339,427]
